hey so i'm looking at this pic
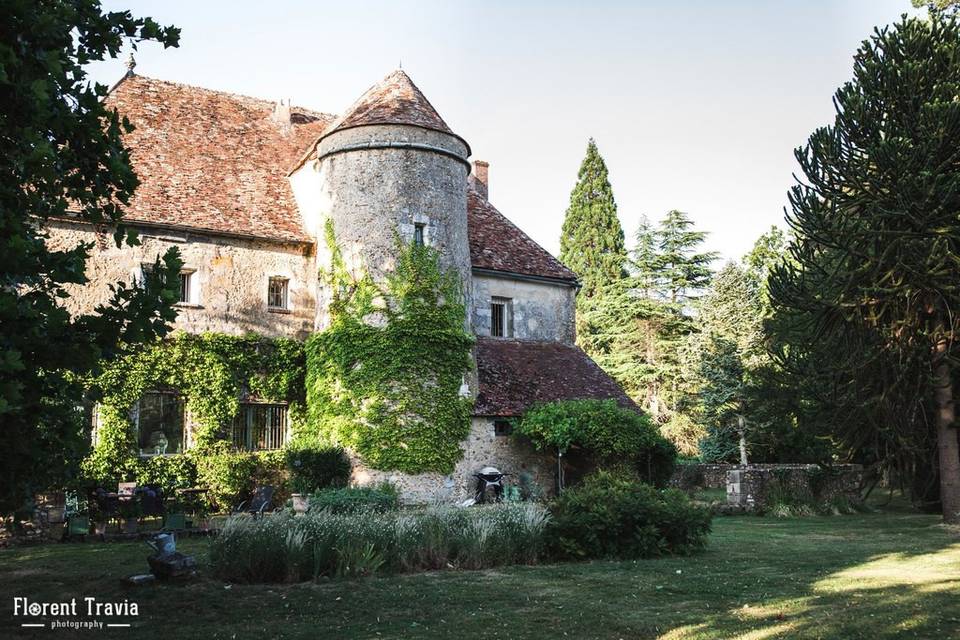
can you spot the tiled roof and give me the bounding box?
[321,70,459,142]
[474,338,639,416]
[468,189,578,283]
[105,74,335,242]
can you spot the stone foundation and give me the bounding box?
[349,417,554,504]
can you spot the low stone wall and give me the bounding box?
[670,464,735,490]
[726,464,863,511]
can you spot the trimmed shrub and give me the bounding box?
[547,471,712,560]
[194,449,287,510]
[286,444,351,494]
[516,399,677,486]
[308,484,399,514]
[209,502,550,583]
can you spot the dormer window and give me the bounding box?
[268,277,289,311]
[490,296,513,338]
[413,223,425,246]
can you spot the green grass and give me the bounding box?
[1,502,958,639]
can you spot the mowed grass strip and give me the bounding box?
[1,505,958,639]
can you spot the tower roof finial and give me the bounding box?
[125,52,136,75]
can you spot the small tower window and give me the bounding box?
[413,223,425,246]
[268,277,289,310]
[490,296,513,338]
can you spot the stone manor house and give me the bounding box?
[49,67,636,500]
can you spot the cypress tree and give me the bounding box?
[559,139,627,298]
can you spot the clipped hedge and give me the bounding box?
[285,443,351,494]
[547,471,712,560]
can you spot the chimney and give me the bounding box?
[469,160,489,199]
[272,98,292,128]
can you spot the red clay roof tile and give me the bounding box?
[105,74,334,242]
[474,338,639,416]
[467,189,578,283]
[321,70,459,141]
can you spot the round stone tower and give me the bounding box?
[312,70,473,330]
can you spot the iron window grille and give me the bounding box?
[231,403,288,451]
[268,277,289,310]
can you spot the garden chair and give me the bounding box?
[138,485,165,527]
[234,486,275,518]
[62,492,89,541]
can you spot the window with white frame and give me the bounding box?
[178,270,197,305]
[136,392,185,456]
[268,277,289,310]
[231,403,288,451]
[490,296,513,338]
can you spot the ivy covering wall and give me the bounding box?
[82,332,305,506]
[304,222,474,474]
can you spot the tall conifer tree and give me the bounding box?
[559,139,627,299]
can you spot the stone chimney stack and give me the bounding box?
[469,160,489,199]
[272,98,292,128]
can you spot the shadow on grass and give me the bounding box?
[0,509,957,639]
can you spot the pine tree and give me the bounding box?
[657,210,717,304]
[632,215,661,297]
[691,263,767,463]
[559,139,627,299]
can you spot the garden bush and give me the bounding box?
[209,502,550,583]
[286,444,351,494]
[308,483,399,513]
[194,449,287,510]
[546,471,712,560]
[516,399,677,486]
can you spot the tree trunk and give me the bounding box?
[737,415,749,466]
[934,343,960,524]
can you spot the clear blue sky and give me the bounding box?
[87,0,923,262]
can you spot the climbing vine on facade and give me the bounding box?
[82,332,305,505]
[305,221,474,474]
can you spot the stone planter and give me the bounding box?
[291,494,309,514]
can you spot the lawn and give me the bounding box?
[1,502,958,639]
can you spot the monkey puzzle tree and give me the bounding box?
[0,1,181,512]
[770,14,960,522]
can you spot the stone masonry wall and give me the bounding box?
[349,417,554,504]
[726,464,863,511]
[472,273,576,344]
[310,124,473,333]
[46,220,316,339]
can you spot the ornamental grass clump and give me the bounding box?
[209,502,550,583]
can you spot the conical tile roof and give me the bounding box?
[322,70,464,144]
